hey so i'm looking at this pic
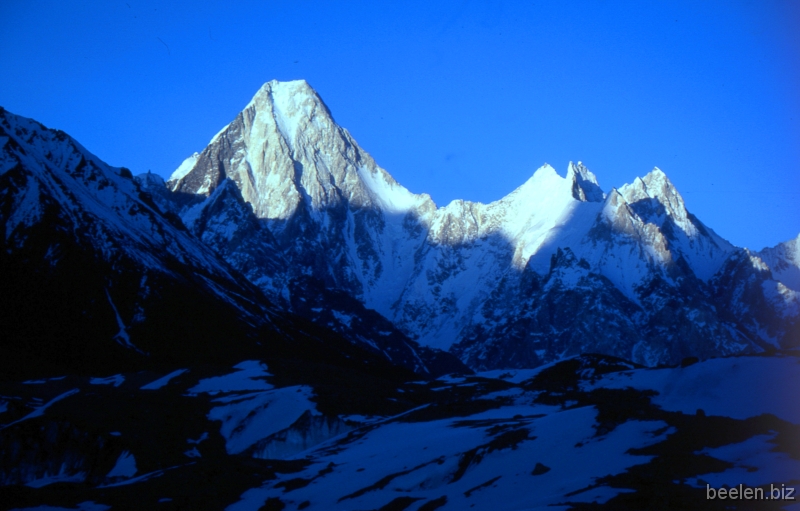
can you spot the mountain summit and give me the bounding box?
[158,80,798,369]
[169,79,425,221]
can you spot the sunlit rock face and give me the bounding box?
[162,80,799,370]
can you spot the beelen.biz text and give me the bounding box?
[707,484,795,501]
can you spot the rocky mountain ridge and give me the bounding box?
[158,79,799,370]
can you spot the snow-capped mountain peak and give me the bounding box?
[247,79,332,150]
[157,80,797,369]
[619,167,679,208]
[167,79,432,226]
[610,167,735,281]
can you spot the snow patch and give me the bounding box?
[169,152,199,183]
[586,356,800,423]
[90,374,125,387]
[188,361,272,395]
[184,447,201,458]
[207,385,318,455]
[106,451,137,479]
[694,434,800,488]
[23,465,86,488]
[1,389,79,429]
[140,369,187,390]
[357,166,422,214]
[104,289,143,354]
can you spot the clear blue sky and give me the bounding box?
[2,0,798,250]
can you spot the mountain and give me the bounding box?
[164,79,799,370]
[1,86,798,511]
[0,106,464,379]
[0,106,265,378]
[759,234,800,293]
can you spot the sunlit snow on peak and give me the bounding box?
[170,152,199,182]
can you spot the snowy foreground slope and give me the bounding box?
[159,79,799,370]
[1,353,798,510]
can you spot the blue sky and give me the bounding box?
[1,0,798,250]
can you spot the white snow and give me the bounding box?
[97,468,169,488]
[693,434,800,488]
[22,377,66,384]
[106,451,137,479]
[104,289,142,353]
[331,310,353,328]
[235,403,669,510]
[140,369,187,390]
[24,465,87,488]
[364,163,605,349]
[169,152,200,183]
[225,484,274,511]
[90,374,124,387]
[616,168,735,281]
[761,279,800,318]
[0,109,249,318]
[207,385,318,455]
[188,361,272,395]
[188,432,209,445]
[759,233,800,292]
[1,389,79,429]
[178,199,206,231]
[357,165,422,214]
[184,447,201,458]
[145,79,784,361]
[490,164,586,266]
[265,80,315,148]
[217,353,799,510]
[585,355,800,423]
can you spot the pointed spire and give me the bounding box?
[566,161,604,202]
[640,167,685,211]
[619,167,682,208]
